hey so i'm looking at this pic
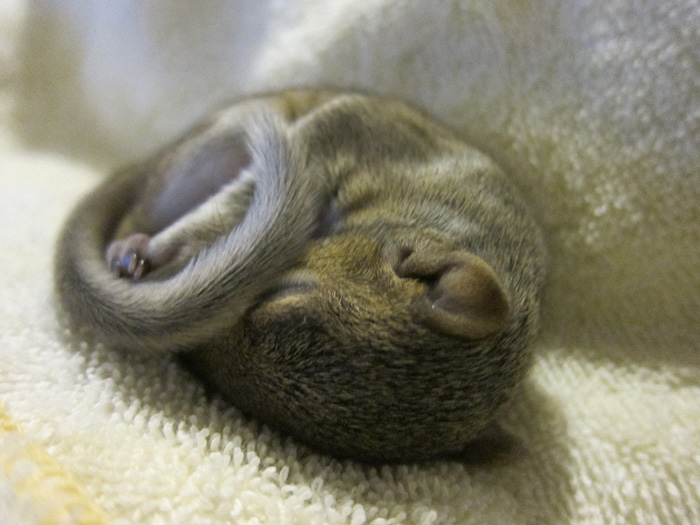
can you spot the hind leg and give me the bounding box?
[107,122,255,280]
[106,91,339,280]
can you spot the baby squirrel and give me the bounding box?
[55,90,546,463]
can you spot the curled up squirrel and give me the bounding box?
[54,90,547,463]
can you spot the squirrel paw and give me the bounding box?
[106,233,152,280]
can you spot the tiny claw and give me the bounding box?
[126,251,139,274]
[131,257,149,280]
[110,256,121,276]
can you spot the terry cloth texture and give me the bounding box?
[1,1,699,523]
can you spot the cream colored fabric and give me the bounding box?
[0,401,109,525]
[1,1,698,523]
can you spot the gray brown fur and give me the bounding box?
[54,90,546,463]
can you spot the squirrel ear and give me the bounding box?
[395,249,510,339]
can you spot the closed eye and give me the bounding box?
[255,273,318,305]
